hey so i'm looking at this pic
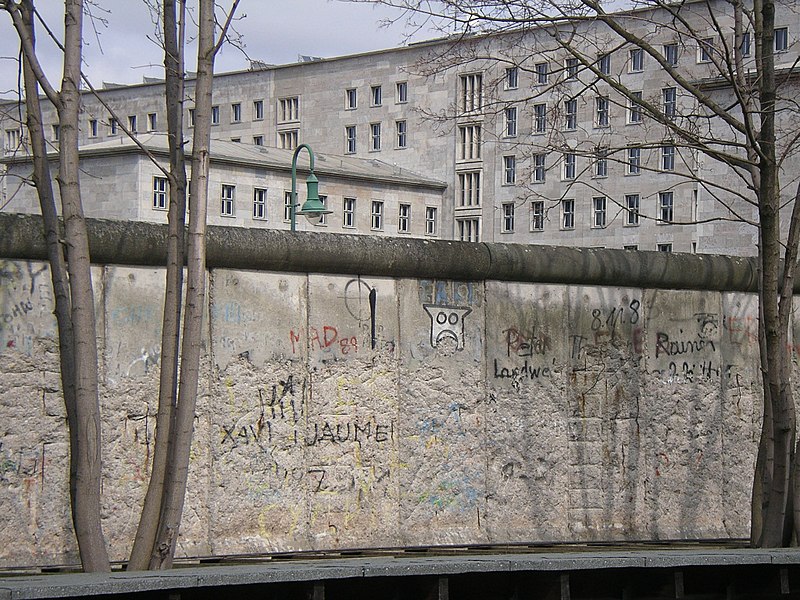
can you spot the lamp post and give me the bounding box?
[290,143,331,231]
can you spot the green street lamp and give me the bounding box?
[290,143,331,231]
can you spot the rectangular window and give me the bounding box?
[371,200,384,230]
[502,202,515,233]
[458,171,481,206]
[564,98,577,130]
[565,57,579,79]
[188,109,195,128]
[535,62,549,84]
[629,48,644,72]
[253,99,264,120]
[147,112,157,131]
[657,243,673,252]
[211,105,220,125]
[343,197,356,228]
[458,218,480,242]
[659,191,674,222]
[663,87,677,119]
[533,153,546,182]
[398,203,411,233]
[598,53,611,75]
[458,124,481,160]
[503,155,516,185]
[596,96,609,127]
[505,66,519,89]
[346,88,357,109]
[231,102,242,123]
[505,106,517,137]
[593,196,607,228]
[371,85,382,106]
[253,187,267,220]
[628,91,643,123]
[664,43,679,66]
[153,176,168,210]
[699,37,714,62]
[460,73,483,112]
[626,194,640,225]
[279,129,299,150]
[128,115,137,133]
[595,147,608,177]
[88,119,98,138]
[345,125,357,153]
[425,206,437,235]
[662,145,675,171]
[370,122,381,151]
[253,135,264,146]
[561,199,575,229]
[109,117,118,135]
[624,245,639,251]
[52,124,60,141]
[221,184,235,216]
[740,32,751,57]
[396,81,408,103]
[283,191,294,222]
[317,195,328,225]
[563,153,576,180]
[775,27,788,51]
[533,103,547,133]
[627,147,641,174]
[530,201,545,231]
[396,120,407,148]
[279,97,300,122]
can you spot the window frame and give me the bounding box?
[663,87,677,120]
[533,103,547,133]
[625,193,640,226]
[345,125,357,154]
[533,153,546,183]
[505,66,519,89]
[503,155,516,185]
[396,81,408,103]
[775,27,789,52]
[371,200,384,230]
[211,105,220,125]
[153,176,168,210]
[425,206,438,236]
[564,98,577,130]
[530,201,545,231]
[398,203,411,233]
[221,184,236,217]
[563,153,576,180]
[501,202,515,233]
[592,196,607,228]
[346,88,357,110]
[561,199,575,230]
[629,47,644,72]
[659,191,674,223]
[628,91,643,124]
[627,147,641,175]
[505,106,518,137]
[253,187,268,220]
[253,99,264,121]
[458,171,482,206]
[370,122,382,151]
[662,145,676,171]
[396,119,407,148]
[231,102,242,123]
[596,96,609,127]
[664,43,679,66]
[371,85,383,107]
[343,197,357,228]
[535,62,549,84]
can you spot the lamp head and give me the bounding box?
[297,172,332,224]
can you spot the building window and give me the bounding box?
[343,197,356,228]
[231,103,242,123]
[561,199,575,229]
[398,203,411,233]
[531,201,545,231]
[593,196,607,228]
[188,109,195,128]
[231,137,241,143]
[595,147,608,177]
[597,53,611,75]
[502,203,515,233]
[458,171,481,206]
[109,117,118,135]
[657,243,673,252]
[370,122,381,151]
[128,115,137,133]
[371,200,384,230]
[533,153,546,182]
[740,32,752,57]
[346,88,357,109]
[396,120,407,148]
[425,206,438,235]
[505,106,517,137]
[211,105,220,125]
[396,81,408,103]
[221,184,235,217]
[371,85,382,106]
[563,153,576,180]
[253,99,264,120]
[662,145,675,171]
[564,98,577,130]
[659,191,674,223]
[663,87,677,119]
[664,43,679,66]
[279,97,300,122]
[317,195,328,225]
[627,147,641,174]
[253,187,267,220]
[88,119,98,138]
[624,244,639,251]
[147,112,157,131]
[533,103,547,133]
[253,135,264,146]
[535,62,548,84]
[345,125,356,153]
[460,73,483,113]
[629,48,644,72]
[698,37,714,62]
[565,57,579,79]
[775,27,788,52]
[505,67,519,89]
[628,91,643,123]
[458,124,481,161]
[625,194,640,225]
[458,218,480,242]
[503,155,516,185]
[279,129,299,150]
[283,191,294,222]
[596,96,609,127]
[153,176,168,210]
[52,124,60,141]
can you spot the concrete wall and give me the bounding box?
[0,214,775,567]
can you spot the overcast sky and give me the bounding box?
[0,1,440,99]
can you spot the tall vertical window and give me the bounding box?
[535,62,548,84]
[534,103,547,133]
[221,184,235,216]
[458,218,480,242]
[662,145,675,171]
[253,188,267,220]
[284,191,293,221]
[346,88,357,109]
[279,97,300,121]
[564,98,577,130]
[458,124,481,160]
[88,119,98,137]
[664,43,679,66]
[109,117,118,135]
[188,109,195,128]
[593,196,607,228]
[628,91,643,123]
[629,48,644,71]
[505,67,519,89]
[343,197,356,228]
[740,32,752,57]
[396,120,407,148]
[396,81,408,103]
[52,124,60,141]
[533,153,546,182]
[775,27,788,51]
[596,96,609,127]
[565,57,579,79]
[502,203,515,233]
[147,113,157,131]
[128,115,138,133]
[595,147,608,177]
[425,207,437,235]
[563,153,576,180]
[460,73,483,112]
[659,191,674,222]
[345,125,357,153]
[625,194,640,225]
[371,200,384,230]
[3,127,20,153]
[398,204,411,233]
[231,103,242,123]
[503,155,516,185]
[597,53,611,75]
[211,105,220,125]
[458,171,481,206]
[317,195,328,225]
[561,199,575,229]
[505,106,517,136]
[530,201,545,231]
[627,147,641,174]
[153,176,168,210]
[279,130,299,150]
[698,38,714,62]
[371,85,382,106]
[370,123,382,151]
[253,100,264,120]
[663,87,677,119]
